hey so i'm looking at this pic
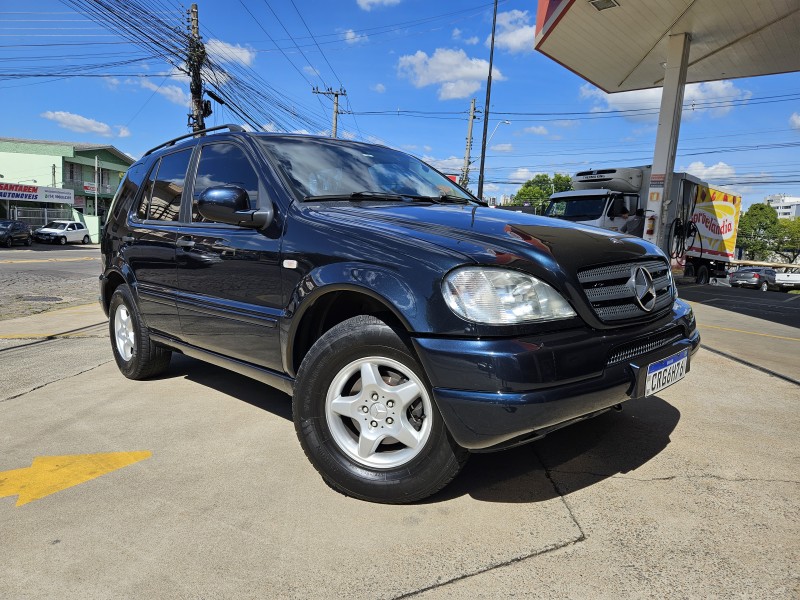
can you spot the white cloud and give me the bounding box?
[423,145,432,152]
[791,112,800,129]
[303,65,320,77]
[206,39,256,66]
[491,143,513,152]
[553,119,579,128]
[685,161,736,181]
[401,144,418,150]
[344,29,368,44]
[117,126,131,138]
[487,10,536,54]
[398,48,504,100]
[357,0,400,10]
[140,80,192,108]
[580,80,752,120]
[422,154,463,173]
[371,83,386,93]
[105,77,120,89]
[464,36,479,45]
[524,125,548,135]
[509,168,541,183]
[41,111,114,137]
[452,28,462,40]
[262,122,279,132]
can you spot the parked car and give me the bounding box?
[34,220,91,245]
[775,268,800,292]
[100,125,700,504]
[0,219,32,247]
[729,267,778,291]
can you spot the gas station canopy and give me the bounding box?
[535,0,800,93]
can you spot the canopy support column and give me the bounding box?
[644,32,691,249]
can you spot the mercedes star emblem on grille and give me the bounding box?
[631,266,656,312]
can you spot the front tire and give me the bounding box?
[82,235,90,244]
[760,281,768,292]
[3,237,11,248]
[293,315,468,504]
[696,265,709,285]
[25,235,32,246]
[108,284,171,379]
[58,236,66,245]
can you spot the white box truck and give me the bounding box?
[544,166,743,283]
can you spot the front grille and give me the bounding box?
[578,258,674,323]
[607,326,684,365]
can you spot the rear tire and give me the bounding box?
[759,281,768,292]
[696,265,709,285]
[3,237,11,248]
[59,236,66,245]
[25,235,32,246]
[293,315,468,504]
[82,235,90,244]
[108,284,171,379]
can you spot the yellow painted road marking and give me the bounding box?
[0,257,100,264]
[700,323,800,342]
[0,451,151,506]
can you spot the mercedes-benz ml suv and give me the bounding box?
[100,125,700,503]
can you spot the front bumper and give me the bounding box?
[412,300,700,451]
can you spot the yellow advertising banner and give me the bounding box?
[687,185,741,261]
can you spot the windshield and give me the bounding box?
[0,220,11,230]
[545,195,609,221]
[43,222,67,230]
[258,137,473,203]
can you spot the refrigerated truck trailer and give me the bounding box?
[544,166,743,283]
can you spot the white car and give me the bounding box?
[34,220,91,245]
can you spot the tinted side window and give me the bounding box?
[136,164,157,221]
[149,149,192,221]
[192,143,259,222]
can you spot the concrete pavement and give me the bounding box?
[0,297,798,598]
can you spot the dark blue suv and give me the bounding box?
[100,125,699,503]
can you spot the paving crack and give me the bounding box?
[547,469,800,485]
[0,360,113,403]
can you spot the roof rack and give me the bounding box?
[143,124,245,157]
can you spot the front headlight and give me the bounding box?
[442,267,576,325]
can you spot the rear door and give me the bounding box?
[123,147,193,336]
[175,140,283,370]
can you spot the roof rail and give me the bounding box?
[143,124,246,157]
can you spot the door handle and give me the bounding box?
[176,236,195,249]
[121,235,135,243]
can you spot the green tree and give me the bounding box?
[513,173,573,210]
[775,218,800,263]
[737,203,779,260]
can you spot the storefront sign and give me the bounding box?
[83,181,97,193]
[0,183,74,205]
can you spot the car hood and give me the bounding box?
[36,227,66,234]
[302,202,661,276]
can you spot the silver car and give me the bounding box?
[729,267,776,292]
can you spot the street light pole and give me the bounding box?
[487,119,511,146]
[476,0,499,201]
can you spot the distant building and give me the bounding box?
[0,137,133,220]
[764,194,800,219]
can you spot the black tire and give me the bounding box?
[684,263,695,278]
[3,237,11,248]
[58,236,66,245]
[108,283,171,379]
[24,235,32,246]
[696,265,709,285]
[82,235,90,244]
[293,315,468,504]
[759,281,768,292]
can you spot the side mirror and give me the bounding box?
[197,186,273,229]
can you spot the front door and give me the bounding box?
[176,141,283,371]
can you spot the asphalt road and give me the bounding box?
[678,283,800,329]
[0,243,101,320]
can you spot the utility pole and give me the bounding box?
[313,87,346,138]
[459,98,477,189]
[187,4,211,132]
[477,0,498,200]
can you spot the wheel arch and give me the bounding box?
[285,283,415,379]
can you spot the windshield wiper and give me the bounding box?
[303,191,407,202]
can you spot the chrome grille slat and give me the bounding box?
[578,258,673,323]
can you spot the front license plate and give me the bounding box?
[645,349,688,396]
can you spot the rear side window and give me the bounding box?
[148,149,192,221]
[192,143,259,222]
[134,149,192,222]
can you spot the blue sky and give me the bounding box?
[2,0,799,209]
